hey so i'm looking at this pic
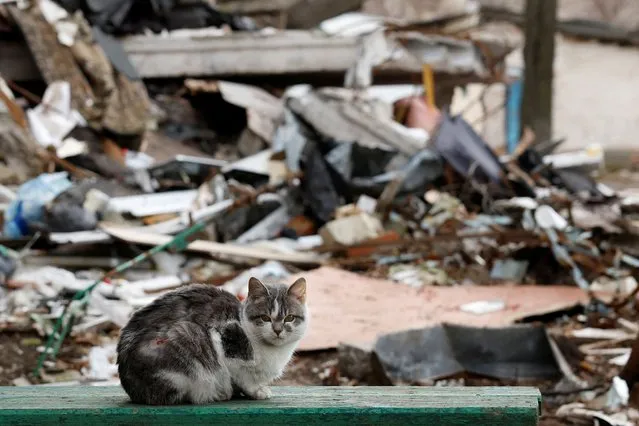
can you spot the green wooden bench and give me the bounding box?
[0,385,541,425]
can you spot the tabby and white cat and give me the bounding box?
[116,277,308,405]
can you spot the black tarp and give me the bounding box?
[433,114,504,184]
[372,324,560,384]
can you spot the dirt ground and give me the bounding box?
[0,331,41,386]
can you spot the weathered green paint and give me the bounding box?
[0,386,541,425]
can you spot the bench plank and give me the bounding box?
[0,386,541,425]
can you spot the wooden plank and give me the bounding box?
[100,224,323,265]
[7,5,98,121]
[0,31,420,81]
[0,386,541,425]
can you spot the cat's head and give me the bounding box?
[242,277,308,347]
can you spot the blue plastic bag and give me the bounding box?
[3,172,73,238]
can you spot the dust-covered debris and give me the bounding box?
[0,2,638,424]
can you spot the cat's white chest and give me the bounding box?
[251,343,295,381]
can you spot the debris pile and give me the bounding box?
[0,0,638,425]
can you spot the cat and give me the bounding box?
[116,276,308,405]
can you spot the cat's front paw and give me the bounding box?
[252,386,272,400]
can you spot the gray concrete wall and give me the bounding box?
[451,35,639,162]
[479,0,639,32]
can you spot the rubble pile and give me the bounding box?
[1,0,639,425]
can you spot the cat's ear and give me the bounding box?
[248,277,269,298]
[287,278,306,303]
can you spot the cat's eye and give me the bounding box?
[260,315,271,322]
[284,315,295,322]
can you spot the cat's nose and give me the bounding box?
[273,328,282,336]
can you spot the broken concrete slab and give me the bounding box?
[288,91,427,155]
[319,213,384,246]
[1,31,421,82]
